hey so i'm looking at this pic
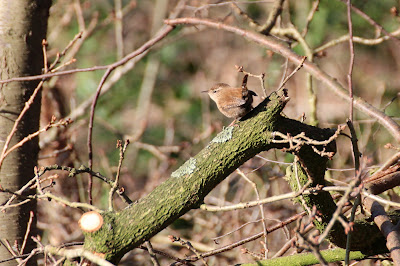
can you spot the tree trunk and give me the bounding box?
[0,1,51,265]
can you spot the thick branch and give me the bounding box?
[82,90,341,263]
[81,89,392,263]
[362,197,400,264]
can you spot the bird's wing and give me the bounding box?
[221,97,247,109]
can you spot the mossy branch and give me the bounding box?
[81,89,390,263]
[238,248,367,266]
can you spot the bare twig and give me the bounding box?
[87,67,113,204]
[201,186,348,211]
[185,212,307,262]
[139,245,193,265]
[272,223,314,258]
[346,0,355,122]
[317,169,366,245]
[302,0,320,37]
[0,64,109,84]
[315,27,400,53]
[114,0,124,59]
[31,236,57,265]
[293,157,313,214]
[38,192,102,212]
[169,236,208,266]
[376,151,400,173]
[49,31,83,70]
[20,211,34,255]
[0,164,133,212]
[0,118,71,167]
[362,190,400,208]
[0,78,44,168]
[212,218,264,241]
[0,239,22,264]
[190,0,276,15]
[295,220,328,266]
[145,241,160,266]
[339,0,400,47]
[277,56,307,90]
[345,119,362,265]
[260,0,285,35]
[5,27,395,86]
[235,65,267,97]
[108,140,130,211]
[346,121,361,172]
[44,245,114,266]
[236,168,269,258]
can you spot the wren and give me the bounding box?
[203,74,257,124]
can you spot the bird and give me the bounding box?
[203,74,257,125]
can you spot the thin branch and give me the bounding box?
[1,239,22,264]
[0,79,44,169]
[0,21,175,88]
[302,0,320,37]
[345,119,362,265]
[201,186,348,212]
[31,237,57,265]
[211,218,263,241]
[108,140,130,211]
[169,236,208,265]
[235,65,267,97]
[272,223,314,258]
[44,245,114,266]
[49,31,83,70]
[139,245,193,265]
[0,65,109,84]
[362,191,400,208]
[87,67,113,204]
[0,118,71,167]
[339,0,400,47]
[145,241,160,266]
[38,192,102,212]
[114,0,124,59]
[259,0,285,35]
[185,212,307,262]
[346,0,355,122]
[236,168,269,258]
[317,170,365,245]
[315,27,400,53]
[346,120,361,172]
[376,151,400,173]
[277,56,307,90]
[20,211,34,255]
[295,220,328,266]
[0,164,133,212]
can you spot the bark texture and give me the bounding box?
[0,1,51,265]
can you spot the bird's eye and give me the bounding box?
[212,90,217,93]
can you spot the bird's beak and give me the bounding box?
[201,90,208,93]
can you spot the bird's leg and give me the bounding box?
[228,118,239,127]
